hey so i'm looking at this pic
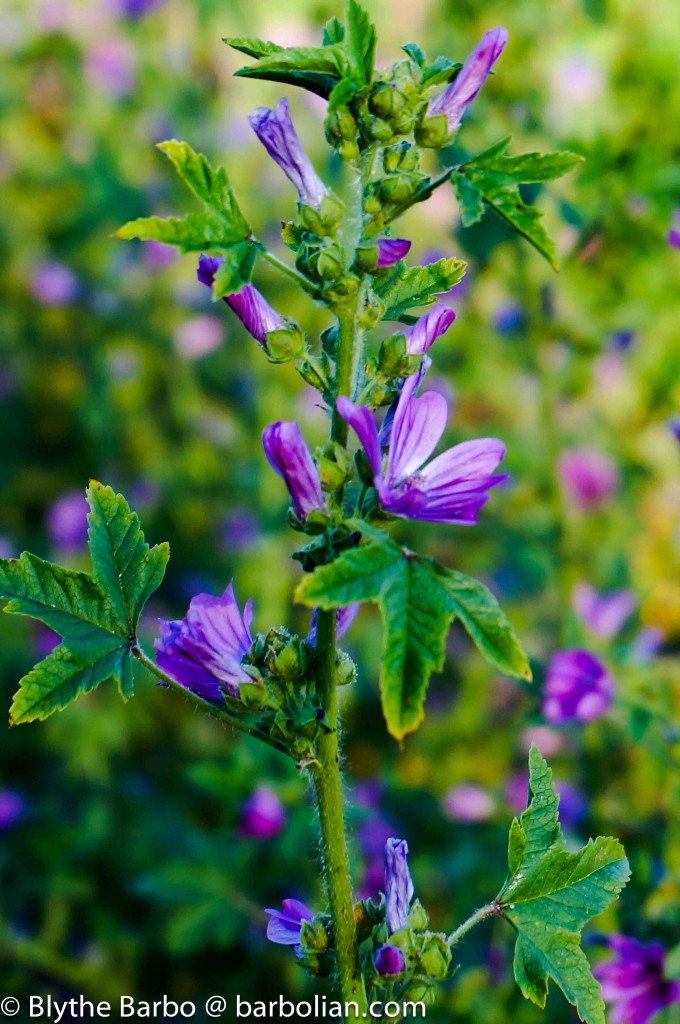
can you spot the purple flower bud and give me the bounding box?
[375,944,406,977]
[31,261,79,306]
[307,604,360,645]
[240,785,286,839]
[0,790,24,830]
[377,238,412,267]
[558,448,618,508]
[262,421,325,521]
[573,584,635,639]
[403,304,456,355]
[249,98,329,211]
[428,27,508,132]
[594,936,680,1024]
[153,582,254,704]
[542,649,614,724]
[668,210,680,249]
[265,898,314,945]
[384,838,414,935]
[197,255,287,347]
[47,490,89,550]
[442,784,495,823]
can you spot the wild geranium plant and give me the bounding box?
[1,5,631,1022]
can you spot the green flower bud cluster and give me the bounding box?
[297,915,335,976]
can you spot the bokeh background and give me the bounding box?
[1,0,679,1019]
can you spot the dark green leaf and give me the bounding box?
[295,526,530,739]
[422,56,462,87]
[499,747,630,1024]
[229,43,346,99]
[223,36,284,59]
[322,17,345,46]
[345,0,376,85]
[211,240,263,299]
[327,77,361,113]
[401,42,425,66]
[376,257,467,319]
[453,173,486,226]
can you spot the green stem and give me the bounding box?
[448,901,500,947]
[261,249,320,298]
[131,643,296,760]
[311,611,367,1019]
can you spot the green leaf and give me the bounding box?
[421,56,462,87]
[322,17,345,46]
[345,0,376,85]
[295,526,530,740]
[86,481,169,633]
[225,38,346,99]
[376,257,467,319]
[156,140,250,233]
[211,240,263,299]
[2,483,168,724]
[401,42,425,66]
[499,747,630,1024]
[454,138,583,269]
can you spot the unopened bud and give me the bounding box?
[379,333,408,375]
[354,242,379,273]
[416,114,449,148]
[419,935,451,979]
[325,105,358,142]
[265,327,305,362]
[369,83,408,120]
[379,174,417,205]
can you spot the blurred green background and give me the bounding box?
[1,0,679,1019]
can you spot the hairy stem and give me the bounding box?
[261,248,320,297]
[448,901,501,947]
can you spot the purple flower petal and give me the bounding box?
[594,935,680,1024]
[262,421,325,521]
[265,899,314,945]
[375,944,406,976]
[240,785,286,839]
[404,304,456,355]
[377,238,412,267]
[573,583,635,639]
[336,397,383,477]
[307,604,360,646]
[542,648,614,725]
[386,375,448,484]
[384,837,414,935]
[249,98,329,211]
[428,27,508,132]
[196,255,286,346]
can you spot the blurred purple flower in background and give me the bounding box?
[542,649,614,724]
[143,239,178,270]
[384,838,414,934]
[668,210,680,249]
[47,490,89,549]
[240,785,286,839]
[427,27,508,132]
[559,448,618,508]
[377,238,411,267]
[265,899,314,945]
[339,373,506,524]
[375,943,406,977]
[154,582,253,703]
[31,261,79,306]
[594,936,680,1024]
[630,627,664,664]
[262,421,325,522]
[34,625,60,659]
[109,0,165,18]
[493,301,525,335]
[608,329,635,352]
[0,790,24,830]
[573,583,635,639]
[307,605,360,646]
[521,725,565,758]
[669,418,680,446]
[403,304,456,355]
[85,38,136,97]
[174,315,223,359]
[220,510,260,552]
[505,773,586,828]
[442,783,495,823]
[197,255,287,348]
[249,98,329,210]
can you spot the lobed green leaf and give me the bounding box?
[345,0,376,86]
[376,257,467,319]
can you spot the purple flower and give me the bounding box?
[573,584,635,639]
[559,448,618,508]
[262,421,325,522]
[375,944,406,977]
[384,838,414,935]
[249,98,329,211]
[307,604,360,646]
[0,790,24,830]
[377,238,412,267]
[85,38,136,97]
[174,315,223,359]
[427,27,508,132]
[403,304,456,355]
[668,210,680,249]
[338,373,506,524]
[153,582,254,704]
[493,302,525,335]
[240,785,286,839]
[630,627,663,664]
[47,491,89,550]
[31,261,79,306]
[542,649,614,724]
[669,418,680,446]
[554,780,587,828]
[111,0,165,18]
[594,936,680,1024]
[197,255,287,348]
[265,899,314,945]
[442,784,495,823]
[143,239,178,269]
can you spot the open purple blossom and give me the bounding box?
[265,898,314,945]
[573,583,635,639]
[375,944,406,977]
[594,936,680,1024]
[338,373,506,524]
[668,209,680,249]
[307,604,360,646]
[262,421,325,522]
[197,255,286,347]
[249,98,329,211]
[403,304,456,355]
[427,27,508,132]
[542,649,614,724]
[377,238,411,267]
[154,582,253,704]
[240,785,286,839]
[559,448,618,508]
[384,838,414,935]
